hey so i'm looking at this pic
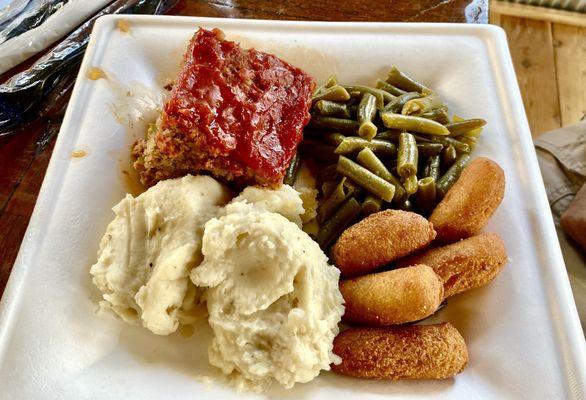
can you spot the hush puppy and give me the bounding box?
[332,210,436,277]
[340,264,444,326]
[396,232,508,297]
[332,323,468,380]
[430,157,505,243]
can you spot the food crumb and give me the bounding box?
[86,67,107,81]
[117,19,131,33]
[71,150,87,158]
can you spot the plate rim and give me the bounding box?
[0,15,584,397]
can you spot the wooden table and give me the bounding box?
[0,0,488,297]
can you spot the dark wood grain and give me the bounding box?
[0,0,487,297]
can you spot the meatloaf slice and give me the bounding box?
[133,28,315,187]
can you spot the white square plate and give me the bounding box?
[0,16,584,400]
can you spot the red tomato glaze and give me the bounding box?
[160,28,315,186]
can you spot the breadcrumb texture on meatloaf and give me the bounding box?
[132,28,316,187]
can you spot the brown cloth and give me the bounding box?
[535,120,586,329]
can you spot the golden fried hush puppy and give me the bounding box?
[332,323,468,380]
[340,264,443,326]
[396,233,508,298]
[332,210,436,277]
[430,157,505,243]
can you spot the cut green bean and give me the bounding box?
[459,135,479,150]
[337,156,396,202]
[402,93,443,116]
[397,132,419,178]
[357,92,378,140]
[441,144,458,169]
[312,85,350,103]
[423,154,441,181]
[417,142,444,158]
[314,74,338,95]
[309,116,359,134]
[436,154,471,198]
[375,129,402,142]
[356,148,405,200]
[317,197,361,249]
[376,79,407,96]
[441,137,470,154]
[446,119,487,137]
[324,133,346,146]
[402,174,418,195]
[343,85,389,108]
[381,113,450,136]
[362,195,383,216]
[382,92,421,113]
[415,177,437,214]
[283,151,300,185]
[315,100,351,118]
[420,106,450,124]
[385,66,431,93]
[317,178,350,223]
[335,137,397,157]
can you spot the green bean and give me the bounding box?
[397,132,418,178]
[459,135,479,150]
[402,174,418,195]
[324,133,346,146]
[362,195,383,216]
[343,85,389,108]
[357,92,378,140]
[314,74,338,95]
[441,144,458,169]
[412,133,438,143]
[385,66,431,93]
[312,85,351,104]
[415,177,437,214]
[315,100,351,119]
[441,137,470,154]
[446,119,487,137]
[436,154,471,198]
[322,180,337,198]
[335,137,397,157]
[317,197,361,249]
[381,113,450,136]
[376,79,406,96]
[382,92,421,113]
[283,151,300,185]
[423,154,441,181]
[309,116,359,134]
[402,93,443,116]
[356,148,405,200]
[417,142,444,158]
[343,177,362,197]
[317,178,350,223]
[337,156,396,202]
[375,129,402,142]
[420,106,450,125]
